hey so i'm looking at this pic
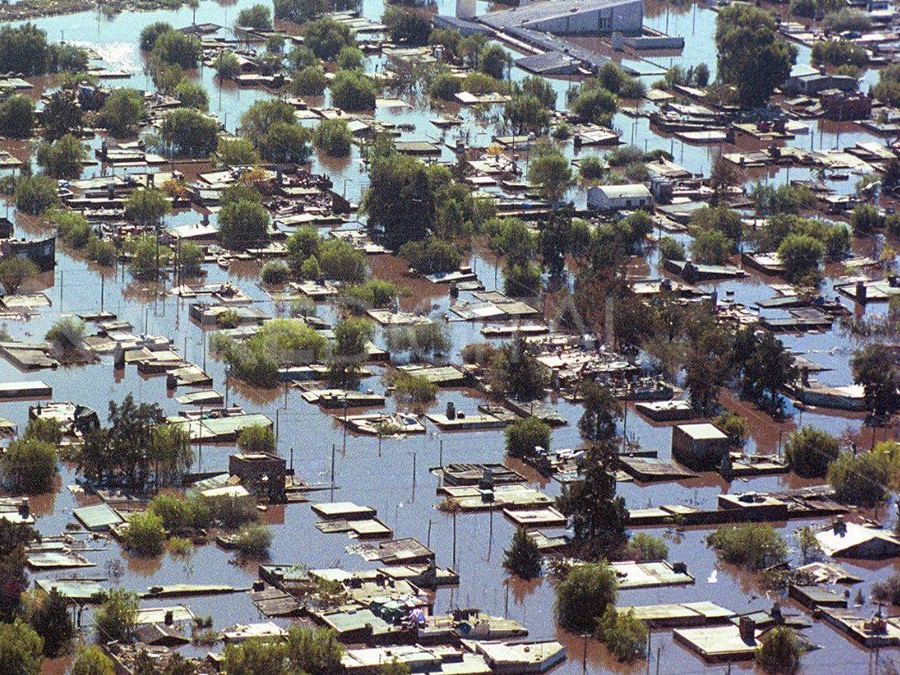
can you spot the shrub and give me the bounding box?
[168,536,193,557]
[46,316,87,355]
[505,417,550,461]
[625,533,668,562]
[503,527,542,579]
[232,523,272,557]
[579,155,604,181]
[707,524,788,570]
[755,626,803,674]
[872,572,900,606]
[596,606,647,663]
[850,204,883,234]
[261,261,290,285]
[121,512,166,556]
[149,493,211,533]
[554,562,617,633]
[785,426,839,478]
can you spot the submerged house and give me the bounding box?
[816,519,900,559]
[587,184,653,212]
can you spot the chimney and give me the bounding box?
[833,516,847,536]
[739,616,756,643]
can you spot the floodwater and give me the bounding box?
[1,0,898,673]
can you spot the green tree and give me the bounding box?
[827,445,894,506]
[262,260,290,285]
[478,44,511,79]
[756,626,803,674]
[140,21,173,51]
[302,17,353,60]
[99,89,144,137]
[0,619,43,674]
[216,50,242,79]
[330,70,376,110]
[707,524,788,570]
[337,45,364,70]
[570,82,617,126]
[0,257,40,294]
[503,261,541,297]
[785,426,839,477]
[72,644,115,675]
[174,80,209,111]
[240,99,297,147]
[0,437,56,492]
[554,562,617,633]
[41,90,82,140]
[121,511,166,556]
[214,138,260,167]
[151,29,201,69]
[777,233,825,284]
[577,381,621,445]
[15,175,59,215]
[318,238,367,281]
[0,24,51,75]
[691,229,733,264]
[503,527,542,579]
[0,94,35,138]
[527,143,572,202]
[46,316,88,355]
[382,7,431,45]
[93,589,138,643]
[285,625,344,673]
[257,121,312,164]
[237,3,273,29]
[557,442,628,558]
[232,523,272,557]
[364,153,435,248]
[291,65,328,96]
[160,107,219,157]
[124,187,171,227]
[238,424,277,455]
[596,606,647,663]
[716,5,797,108]
[852,343,900,422]
[390,371,437,413]
[314,118,353,157]
[328,317,374,385]
[505,417,551,462]
[218,199,271,249]
[397,236,461,273]
[625,532,668,562]
[36,133,86,179]
[25,589,73,657]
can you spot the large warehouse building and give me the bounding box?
[479,0,645,37]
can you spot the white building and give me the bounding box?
[587,184,653,212]
[480,0,645,36]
